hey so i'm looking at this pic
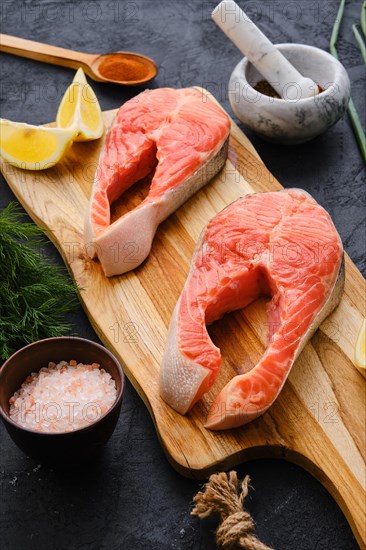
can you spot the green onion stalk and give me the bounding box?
[330,0,366,163]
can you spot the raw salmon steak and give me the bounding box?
[159,189,344,429]
[84,88,230,276]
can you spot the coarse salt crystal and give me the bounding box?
[9,360,117,433]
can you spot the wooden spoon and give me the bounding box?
[0,34,158,86]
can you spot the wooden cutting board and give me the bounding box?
[1,90,365,547]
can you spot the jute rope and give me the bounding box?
[192,471,274,550]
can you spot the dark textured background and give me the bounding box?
[0,1,365,549]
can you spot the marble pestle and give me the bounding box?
[212,0,319,99]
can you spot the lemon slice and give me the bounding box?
[355,318,366,378]
[0,119,76,170]
[56,68,104,141]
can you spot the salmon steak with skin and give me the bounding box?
[84,88,230,276]
[159,189,344,430]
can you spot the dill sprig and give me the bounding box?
[0,202,79,360]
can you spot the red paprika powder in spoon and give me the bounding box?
[98,54,153,82]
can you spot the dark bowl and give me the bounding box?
[0,337,125,467]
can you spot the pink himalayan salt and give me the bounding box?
[9,360,117,433]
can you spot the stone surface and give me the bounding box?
[0,1,364,549]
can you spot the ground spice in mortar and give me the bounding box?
[254,79,324,98]
[254,80,281,98]
[98,54,152,82]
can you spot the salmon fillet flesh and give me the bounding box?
[159,189,344,430]
[84,88,230,276]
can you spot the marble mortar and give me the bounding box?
[229,43,351,144]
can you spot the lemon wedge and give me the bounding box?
[355,318,366,378]
[0,119,76,170]
[56,68,104,141]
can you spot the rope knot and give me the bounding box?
[192,471,273,550]
[217,510,254,548]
